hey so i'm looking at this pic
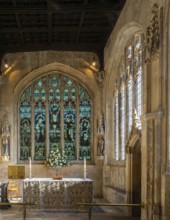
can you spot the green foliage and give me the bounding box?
[46,146,69,167]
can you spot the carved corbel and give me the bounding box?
[95,69,105,84]
[145,4,160,63]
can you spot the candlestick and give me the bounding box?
[29,157,32,179]
[84,158,86,179]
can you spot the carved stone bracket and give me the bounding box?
[95,69,105,84]
[145,3,160,63]
[96,155,104,167]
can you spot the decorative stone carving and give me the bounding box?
[97,112,105,159]
[1,114,10,161]
[125,108,141,154]
[133,108,142,130]
[95,69,105,83]
[97,137,105,156]
[145,4,160,62]
[97,113,105,136]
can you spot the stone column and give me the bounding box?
[153,115,162,220]
[141,111,162,220]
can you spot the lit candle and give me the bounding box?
[84,158,86,179]
[29,157,32,179]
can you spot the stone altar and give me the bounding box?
[23,178,93,211]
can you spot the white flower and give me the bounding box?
[46,146,69,168]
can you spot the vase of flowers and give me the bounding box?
[46,145,69,179]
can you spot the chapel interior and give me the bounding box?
[0,0,170,220]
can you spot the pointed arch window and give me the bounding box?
[126,78,133,137]
[113,93,119,160]
[134,34,143,116]
[113,33,143,161]
[19,73,93,162]
[120,87,125,160]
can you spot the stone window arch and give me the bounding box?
[18,72,93,162]
[113,33,144,161]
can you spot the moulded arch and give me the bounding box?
[105,22,144,95]
[14,62,98,99]
[12,61,101,163]
[104,22,144,160]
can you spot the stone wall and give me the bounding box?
[0,50,103,198]
[103,0,168,219]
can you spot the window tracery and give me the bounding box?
[19,73,93,162]
[113,33,143,161]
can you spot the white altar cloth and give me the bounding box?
[23,178,93,211]
[23,178,92,182]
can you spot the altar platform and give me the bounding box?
[23,178,93,211]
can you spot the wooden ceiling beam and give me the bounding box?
[0,42,102,53]
[0,26,110,33]
[48,0,53,45]
[12,0,25,44]
[0,3,123,14]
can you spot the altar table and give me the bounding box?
[23,178,93,211]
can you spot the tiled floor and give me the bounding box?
[0,198,141,220]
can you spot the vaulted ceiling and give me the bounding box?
[0,0,126,68]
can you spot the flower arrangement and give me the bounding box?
[46,145,69,168]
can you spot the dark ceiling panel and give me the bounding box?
[0,0,126,68]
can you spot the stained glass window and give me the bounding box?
[19,74,93,161]
[79,85,92,160]
[19,87,32,160]
[63,77,76,160]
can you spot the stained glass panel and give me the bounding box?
[34,102,46,160]
[34,78,47,160]
[49,102,61,150]
[49,89,54,101]
[55,89,60,100]
[49,75,61,87]
[64,100,76,160]
[19,74,93,162]
[79,84,91,100]
[79,98,92,160]
[19,87,32,160]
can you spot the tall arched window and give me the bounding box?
[19,73,93,162]
[134,35,143,116]
[120,86,125,160]
[126,77,133,137]
[113,93,119,160]
[113,33,143,161]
